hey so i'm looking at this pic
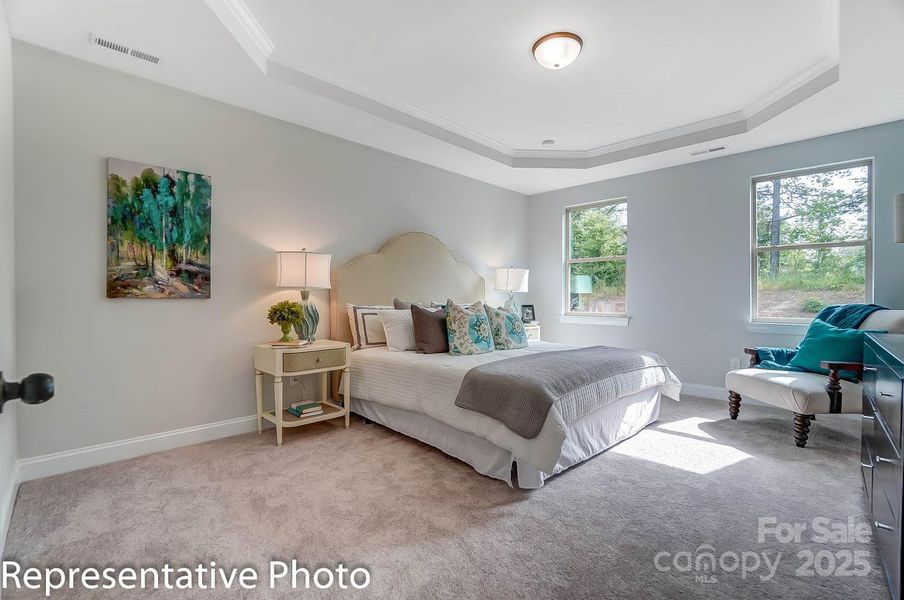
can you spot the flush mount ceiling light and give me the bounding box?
[532,32,583,70]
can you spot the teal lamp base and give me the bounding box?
[503,292,520,315]
[293,289,319,342]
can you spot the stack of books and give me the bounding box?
[287,401,323,418]
[270,340,311,348]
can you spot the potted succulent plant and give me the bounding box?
[267,300,304,342]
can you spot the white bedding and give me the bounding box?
[350,341,680,473]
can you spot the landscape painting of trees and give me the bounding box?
[106,158,211,299]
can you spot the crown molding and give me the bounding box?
[265,59,515,165]
[205,0,841,170]
[203,0,273,72]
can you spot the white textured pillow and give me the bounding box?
[347,304,392,350]
[378,310,416,352]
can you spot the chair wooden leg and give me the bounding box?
[728,391,742,420]
[793,413,814,448]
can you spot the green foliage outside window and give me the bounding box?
[567,201,627,314]
[754,163,870,319]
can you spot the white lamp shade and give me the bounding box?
[572,275,592,294]
[896,193,904,244]
[495,268,529,293]
[276,251,331,289]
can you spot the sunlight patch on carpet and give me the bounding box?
[655,416,717,439]
[609,429,752,474]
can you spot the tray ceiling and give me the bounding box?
[5,0,904,194]
[212,0,840,168]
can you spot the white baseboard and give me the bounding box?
[18,414,259,483]
[0,461,20,557]
[10,380,812,484]
[680,383,727,401]
[680,382,769,407]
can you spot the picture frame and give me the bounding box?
[520,304,536,323]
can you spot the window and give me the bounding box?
[565,199,627,315]
[752,160,872,323]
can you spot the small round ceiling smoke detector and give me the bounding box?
[532,32,583,70]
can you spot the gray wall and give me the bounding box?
[12,43,527,459]
[0,6,19,539]
[11,38,904,463]
[528,120,904,389]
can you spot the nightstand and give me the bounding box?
[525,323,541,341]
[253,339,351,446]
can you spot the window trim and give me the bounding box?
[749,158,874,325]
[564,197,628,318]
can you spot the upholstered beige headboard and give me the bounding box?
[329,232,486,346]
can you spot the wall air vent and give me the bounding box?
[690,146,726,157]
[90,34,163,65]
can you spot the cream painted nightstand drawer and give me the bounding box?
[525,324,540,341]
[253,339,350,376]
[283,348,346,373]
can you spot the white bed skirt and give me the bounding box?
[350,386,662,489]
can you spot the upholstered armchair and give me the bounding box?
[725,310,904,447]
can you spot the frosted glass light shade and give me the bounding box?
[572,275,592,294]
[896,193,904,243]
[275,251,331,289]
[495,268,529,293]
[532,32,583,70]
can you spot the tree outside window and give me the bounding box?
[752,161,872,322]
[565,200,627,315]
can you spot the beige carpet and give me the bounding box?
[3,397,891,599]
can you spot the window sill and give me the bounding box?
[746,321,810,335]
[558,315,631,327]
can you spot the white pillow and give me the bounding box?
[346,304,392,350]
[378,310,416,352]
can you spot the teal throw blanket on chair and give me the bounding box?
[755,303,886,371]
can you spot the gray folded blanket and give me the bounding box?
[454,346,668,439]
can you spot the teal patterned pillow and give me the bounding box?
[485,305,528,350]
[446,299,494,355]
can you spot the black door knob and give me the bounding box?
[0,372,55,412]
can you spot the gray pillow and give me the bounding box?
[394,298,414,310]
[411,305,448,354]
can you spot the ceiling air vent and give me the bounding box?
[92,35,129,55]
[690,146,726,157]
[90,34,162,65]
[129,49,161,65]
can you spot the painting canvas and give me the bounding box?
[106,158,211,299]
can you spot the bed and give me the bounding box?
[330,232,681,488]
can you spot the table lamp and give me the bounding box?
[572,275,592,294]
[276,249,331,342]
[495,267,529,312]
[572,275,592,311]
